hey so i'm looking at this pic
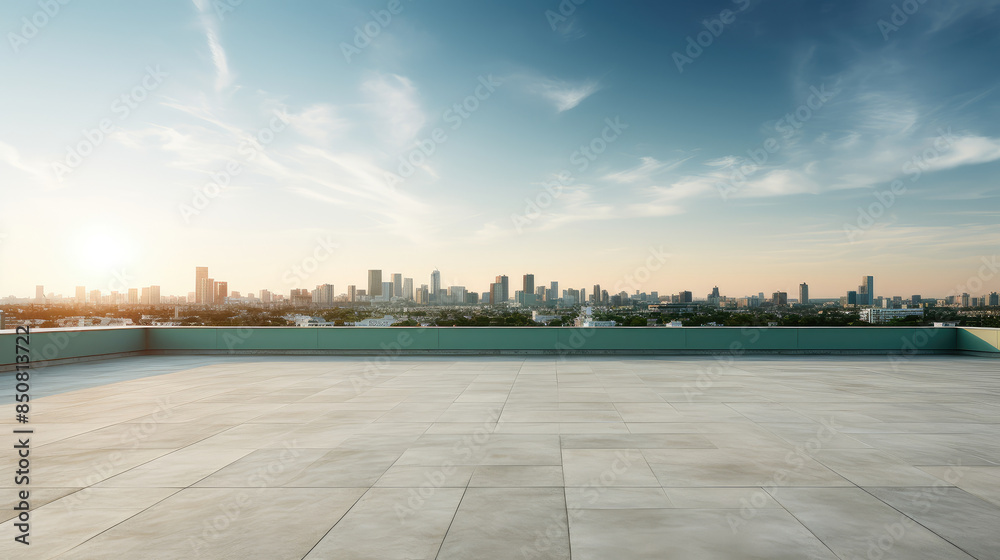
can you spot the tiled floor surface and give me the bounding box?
[1,355,998,559]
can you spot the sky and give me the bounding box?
[1,0,999,300]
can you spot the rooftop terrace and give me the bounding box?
[1,328,998,558]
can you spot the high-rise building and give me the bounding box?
[313,284,334,306]
[75,286,86,303]
[592,284,601,304]
[430,270,441,302]
[215,281,228,303]
[260,289,272,304]
[403,278,413,301]
[989,292,999,307]
[392,273,403,297]
[150,286,160,305]
[961,293,970,307]
[35,285,44,303]
[347,285,356,303]
[195,267,209,304]
[90,289,101,305]
[416,285,429,304]
[859,275,874,306]
[911,295,922,306]
[523,274,535,297]
[846,291,858,305]
[678,291,693,303]
[382,282,393,300]
[128,288,139,304]
[772,292,788,306]
[495,275,509,303]
[799,283,809,305]
[368,270,383,297]
[711,286,720,298]
[140,287,150,305]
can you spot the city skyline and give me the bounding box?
[14,265,1000,304]
[1,1,998,300]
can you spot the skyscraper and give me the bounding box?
[35,285,44,303]
[496,275,509,303]
[75,286,86,303]
[129,288,139,304]
[430,269,441,302]
[772,292,788,306]
[403,278,413,300]
[150,286,160,305]
[859,275,874,306]
[989,292,999,307]
[313,284,334,306]
[523,274,535,297]
[347,285,356,303]
[368,270,383,297]
[392,273,403,297]
[799,283,809,305]
[678,291,693,303]
[195,267,209,304]
[592,284,601,304]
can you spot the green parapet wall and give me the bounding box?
[957,328,1000,355]
[3,326,996,370]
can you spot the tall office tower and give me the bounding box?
[35,285,44,303]
[859,275,874,306]
[988,292,999,306]
[90,289,101,305]
[580,289,586,304]
[961,293,970,307]
[195,267,209,303]
[416,285,429,304]
[368,270,383,297]
[128,288,139,304]
[523,274,535,296]
[449,286,466,304]
[799,283,809,305]
[382,282,393,299]
[347,285,356,303]
[679,291,693,303]
[140,287,150,305]
[403,278,413,300]
[495,275,509,303]
[75,286,86,303]
[711,286,721,298]
[847,291,858,305]
[392,273,403,297]
[911,295,922,306]
[593,284,601,303]
[150,286,160,305]
[550,281,558,296]
[260,289,272,303]
[110,291,119,305]
[535,286,545,299]
[313,284,334,306]
[772,292,788,305]
[430,270,441,301]
[601,289,609,303]
[216,281,228,303]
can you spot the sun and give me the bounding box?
[72,228,134,274]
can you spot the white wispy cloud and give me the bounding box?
[525,76,600,113]
[361,73,426,146]
[192,0,234,92]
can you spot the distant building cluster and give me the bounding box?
[7,272,999,324]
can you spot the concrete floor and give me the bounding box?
[2,354,999,559]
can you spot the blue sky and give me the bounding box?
[1,0,999,299]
